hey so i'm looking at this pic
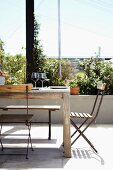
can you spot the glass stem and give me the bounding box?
[35,81,36,88]
[42,81,44,88]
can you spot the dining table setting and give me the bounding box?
[0,82,71,158]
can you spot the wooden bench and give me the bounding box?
[0,84,61,140]
[2,105,60,140]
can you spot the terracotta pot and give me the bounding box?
[70,87,80,95]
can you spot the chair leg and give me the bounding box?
[26,122,33,159]
[28,123,34,151]
[48,110,51,140]
[71,119,98,153]
[71,119,88,138]
[0,124,4,151]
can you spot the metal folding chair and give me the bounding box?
[0,84,34,159]
[70,82,106,153]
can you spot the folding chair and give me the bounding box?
[0,84,34,159]
[70,82,106,153]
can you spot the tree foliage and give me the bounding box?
[78,57,113,94]
[4,54,26,84]
[43,58,75,86]
[0,39,5,66]
[32,16,46,72]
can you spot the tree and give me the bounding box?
[0,39,5,67]
[32,16,46,72]
[78,57,113,94]
[4,54,26,84]
[43,58,75,86]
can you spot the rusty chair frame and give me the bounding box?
[70,83,106,153]
[0,84,34,159]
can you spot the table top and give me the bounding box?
[31,86,70,93]
[0,86,70,99]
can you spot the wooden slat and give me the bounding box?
[0,84,33,92]
[78,113,84,118]
[70,112,81,118]
[75,112,81,118]
[70,112,75,117]
[86,113,92,118]
[2,105,61,111]
[0,114,33,123]
[0,92,63,99]
[82,113,88,118]
[70,112,92,119]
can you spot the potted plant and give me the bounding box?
[68,79,80,95]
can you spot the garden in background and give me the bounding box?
[1,48,113,95]
[1,15,113,95]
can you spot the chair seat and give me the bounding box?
[70,112,92,118]
[0,114,33,123]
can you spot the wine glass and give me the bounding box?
[31,72,39,88]
[39,73,47,88]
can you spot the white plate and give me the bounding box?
[49,86,67,89]
[32,87,39,90]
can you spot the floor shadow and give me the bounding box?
[0,147,69,169]
[0,125,69,168]
[72,147,104,165]
[1,138,57,144]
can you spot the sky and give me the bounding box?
[0,0,113,58]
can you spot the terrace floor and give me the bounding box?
[0,124,113,170]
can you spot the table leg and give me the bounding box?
[48,110,51,140]
[63,93,71,157]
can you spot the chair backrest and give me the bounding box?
[0,84,33,120]
[0,84,33,100]
[0,84,33,92]
[90,82,106,118]
[0,84,33,110]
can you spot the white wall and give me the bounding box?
[0,95,113,124]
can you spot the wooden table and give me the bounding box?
[0,87,71,158]
[31,88,71,158]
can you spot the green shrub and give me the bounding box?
[2,54,113,95]
[78,57,113,94]
[43,58,75,86]
[3,54,26,84]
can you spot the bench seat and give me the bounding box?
[1,105,61,111]
[0,105,61,140]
